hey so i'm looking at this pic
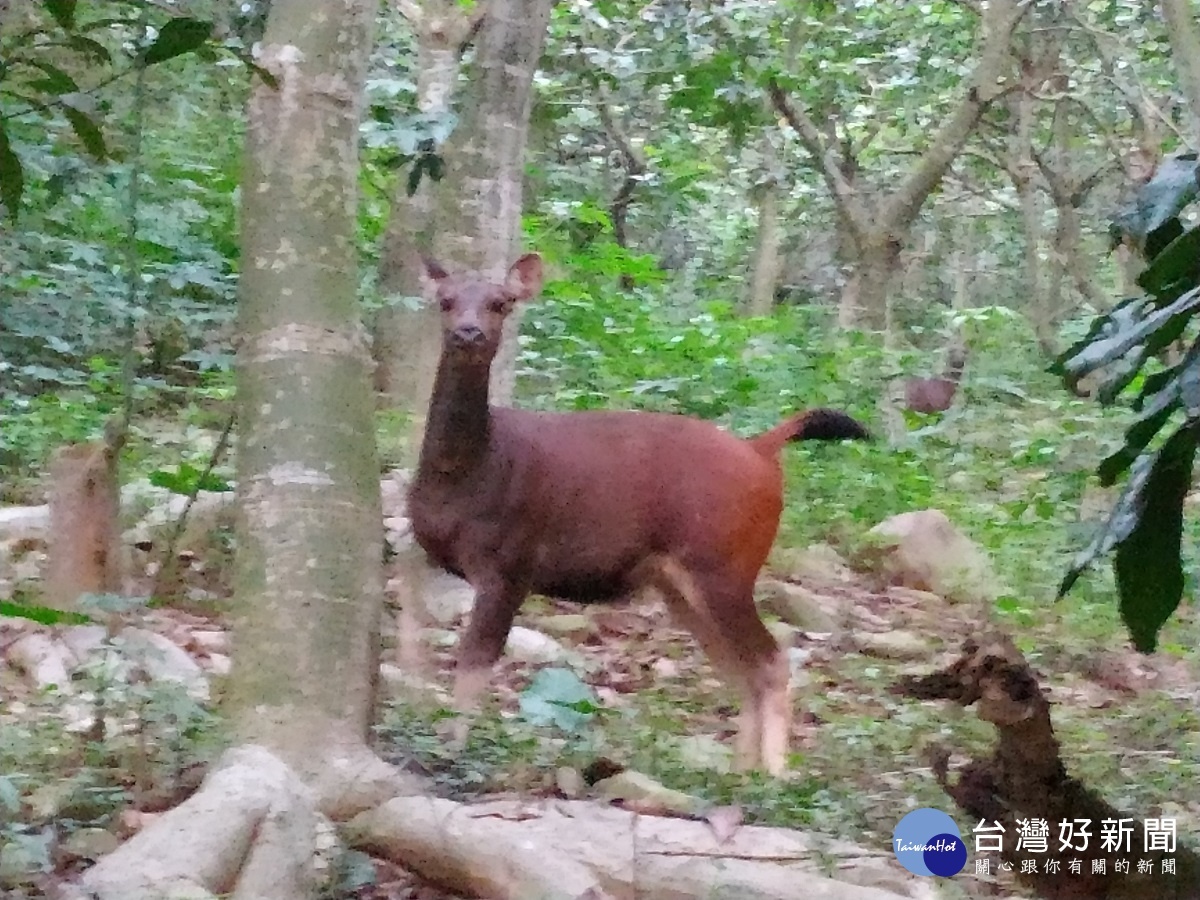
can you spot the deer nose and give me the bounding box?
[452,324,485,346]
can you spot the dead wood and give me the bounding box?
[346,795,923,900]
[892,632,1200,899]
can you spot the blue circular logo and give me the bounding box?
[892,808,967,877]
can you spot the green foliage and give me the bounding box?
[1055,155,1200,651]
[147,463,232,496]
[518,667,601,733]
[0,601,91,626]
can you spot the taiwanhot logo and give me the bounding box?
[892,808,968,877]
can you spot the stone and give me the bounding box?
[118,628,209,701]
[8,632,73,692]
[758,580,839,633]
[533,614,592,639]
[420,571,476,625]
[190,629,229,655]
[592,770,707,816]
[856,630,931,661]
[505,626,566,664]
[60,625,108,666]
[867,509,999,605]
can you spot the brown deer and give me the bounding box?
[406,253,870,775]
[904,344,968,414]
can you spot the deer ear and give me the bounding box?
[420,254,449,282]
[506,253,543,301]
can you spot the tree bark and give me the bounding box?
[1161,0,1200,146]
[769,0,1026,331]
[372,0,480,466]
[431,0,553,407]
[744,126,784,317]
[224,0,411,815]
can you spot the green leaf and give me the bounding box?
[0,122,23,220]
[1113,425,1196,652]
[518,667,598,733]
[1138,224,1200,299]
[23,59,79,94]
[65,35,112,63]
[148,463,232,495]
[61,104,107,160]
[0,601,91,626]
[142,18,214,67]
[1061,287,1200,381]
[45,0,78,31]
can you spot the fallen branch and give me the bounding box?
[892,632,1200,900]
[346,796,924,900]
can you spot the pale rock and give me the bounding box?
[780,542,856,584]
[60,625,108,666]
[190,629,229,655]
[60,827,119,861]
[379,663,448,706]
[758,580,839,633]
[420,571,476,625]
[766,618,798,647]
[0,504,50,539]
[8,632,73,692]
[533,614,592,639]
[856,630,931,661]
[205,653,232,676]
[118,628,209,701]
[555,767,586,798]
[867,509,999,605]
[505,626,566,664]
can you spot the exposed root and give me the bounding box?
[893,632,1200,900]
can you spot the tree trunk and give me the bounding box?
[432,0,553,407]
[225,0,406,813]
[372,1,478,466]
[744,129,783,317]
[1161,0,1200,145]
[770,0,1025,332]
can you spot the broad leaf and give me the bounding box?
[1113,426,1196,652]
[44,0,78,31]
[1059,288,1200,381]
[142,18,214,67]
[1138,224,1200,299]
[0,122,23,220]
[518,667,599,733]
[61,103,107,160]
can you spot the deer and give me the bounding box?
[406,253,870,775]
[903,344,968,414]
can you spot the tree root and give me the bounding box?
[345,795,925,900]
[892,632,1200,900]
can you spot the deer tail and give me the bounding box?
[749,408,871,457]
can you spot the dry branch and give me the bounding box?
[347,796,924,900]
[893,633,1200,900]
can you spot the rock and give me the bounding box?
[8,632,74,692]
[420,571,476,625]
[758,580,839,633]
[533,614,592,639]
[118,628,209,701]
[867,509,999,605]
[777,542,856,585]
[205,653,232,677]
[190,630,229,655]
[592,770,707,816]
[856,630,931,661]
[555,767,586,798]
[60,827,119,862]
[674,734,733,773]
[0,504,50,540]
[506,626,566,664]
[60,625,108,666]
[787,647,815,687]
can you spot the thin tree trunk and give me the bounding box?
[1161,0,1200,146]
[226,0,402,809]
[744,128,783,317]
[433,0,553,407]
[373,1,480,465]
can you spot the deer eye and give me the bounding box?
[439,296,453,312]
[488,298,508,314]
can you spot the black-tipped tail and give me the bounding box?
[790,408,871,442]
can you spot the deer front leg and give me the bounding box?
[448,579,526,746]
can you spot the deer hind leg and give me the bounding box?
[646,557,790,775]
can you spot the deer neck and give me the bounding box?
[417,351,493,479]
